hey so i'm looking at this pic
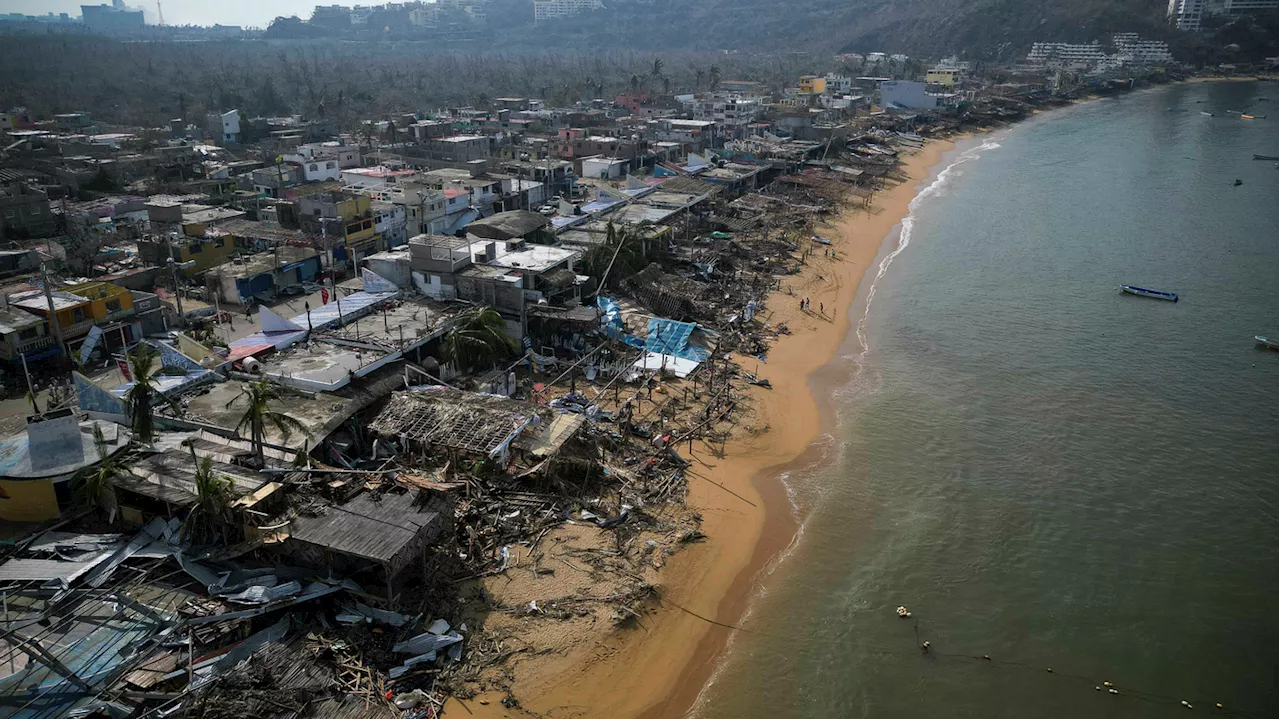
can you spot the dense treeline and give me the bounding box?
[0,38,906,127]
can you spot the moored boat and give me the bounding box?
[1255,336,1278,349]
[1253,154,1279,160]
[1241,114,1256,120]
[1120,285,1178,301]
[1201,111,1214,116]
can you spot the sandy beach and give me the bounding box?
[445,137,960,719]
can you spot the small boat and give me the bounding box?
[1255,336,1278,349]
[1121,285,1178,301]
[811,235,832,245]
[1241,114,1255,119]
[1234,179,1243,186]
[1201,111,1215,116]
[1227,109,1242,114]
[1253,154,1279,160]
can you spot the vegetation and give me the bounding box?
[439,306,517,373]
[181,440,235,543]
[226,379,311,468]
[583,221,649,293]
[76,423,120,524]
[124,344,184,445]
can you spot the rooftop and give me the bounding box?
[465,209,550,241]
[287,489,443,565]
[488,245,576,274]
[0,308,43,334]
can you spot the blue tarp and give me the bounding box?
[596,301,709,364]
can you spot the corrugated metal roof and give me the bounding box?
[288,490,440,564]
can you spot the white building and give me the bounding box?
[581,157,629,179]
[532,0,603,22]
[372,201,407,248]
[824,74,854,94]
[879,81,936,110]
[1027,42,1116,71]
[1167,0,1204,30]
[283,141,360,182]
[1113,33,1174,64]
[681,93,764,128]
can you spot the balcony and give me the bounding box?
[15,336,53,354]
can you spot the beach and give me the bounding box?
[446,136,960,719]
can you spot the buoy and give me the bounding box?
[1216,703,1223,709]
[983,655,991,661]
[921,641,931,652]
[1046,668,1053,673]
[1104,681,1113,688]
[897,605,911,618]
[1095,686,1102,691]
[1183,701,1193,709]
[1109,689,1119,695]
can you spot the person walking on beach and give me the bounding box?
[819,302,824,315]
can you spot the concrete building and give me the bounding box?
[408,234,475,300]
[0,309,53,365]
[879,81,937,110]
[137,233,239,276]
[926,68,963,87]
[208,247,322,305]
[582,157,630,179]
[1026,42,1115,71]
[206,109,241,144]
[532,0,603,22]
[0,184,55,239]
[681,93,765,130]
[284,140,360,181]
[1113,34,1174,64]
[1168,0,1205,29]
[423,135,491,163]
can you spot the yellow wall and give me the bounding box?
[0,477,61,522]
[799,76,827,94]
[171,234,239,274]
[67,282,135,322]
[927,70,958,87]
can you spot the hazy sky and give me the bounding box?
[0,0,321,27]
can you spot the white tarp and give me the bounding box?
[631,352,700,379]
[79,325,104,364]
[259,307,304,333]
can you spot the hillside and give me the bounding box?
[490,0,1173,59]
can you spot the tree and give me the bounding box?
[76,424,120,524]
[181,440,234,543]
[708,65,722,93]
[124,344,183,445]
[583,221,648,292]
[439,306,516,374]
[226,379,311,468]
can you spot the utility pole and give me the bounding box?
[39,264,66,360]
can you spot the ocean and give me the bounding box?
[694,80,1279,718]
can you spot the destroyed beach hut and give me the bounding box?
[277,489,450,607]
[109,430,291,531]
[366,387,587,473]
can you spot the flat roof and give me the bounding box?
[489,245,576,273]
[10,290,88,312]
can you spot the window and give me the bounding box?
[214,237,225,248]
[2,209,13,219]
[189,243,203,254]
[326,161,335,169]
[72,308,86,323]
[18,328,37,341]
[106,298,121,313]
[310,164,319,172]
[29,205,41,215]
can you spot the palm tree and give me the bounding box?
[708,65,722,93]
[695,68,706,92]
[584,221,648,293]
[226,379,311,468]
[651,58,664,82]
[77,424,120,524]
[125,344,183,445]
[181,440,234,543]
[439,306,516,374]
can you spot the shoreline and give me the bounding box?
[466,137,965,719]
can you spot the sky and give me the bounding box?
[0,0,321,27]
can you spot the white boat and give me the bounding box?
[1200,111,1214,116]
[1256,335,1278,350]
[1120,285,1178,302]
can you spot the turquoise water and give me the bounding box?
[696,81,1279,718]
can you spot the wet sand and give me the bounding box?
[449,138,958,719]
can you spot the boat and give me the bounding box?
[1227,109,1242,114]
[811,235,832,245]
[1255,336,1278,349]
[1253,154,1279,160]
[1121,285,1178,301]
[1201,111,1215,116]
[1241,114,1256,120]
